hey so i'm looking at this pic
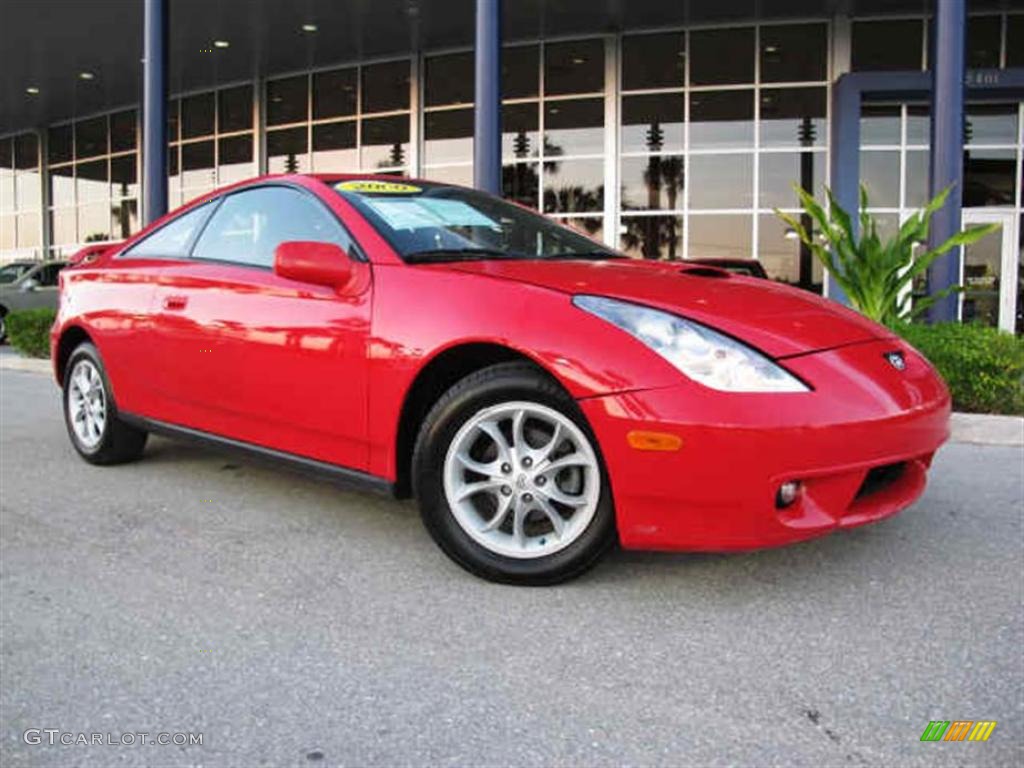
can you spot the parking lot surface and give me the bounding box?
[1,368,1021,767]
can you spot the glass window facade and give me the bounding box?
[2,11,1022,311]
[46,111,138,253]
[0,134,43,254]
[265,60,411,176]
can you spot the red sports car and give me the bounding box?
[51,175,951,584]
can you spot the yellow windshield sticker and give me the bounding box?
[336,180,422,194]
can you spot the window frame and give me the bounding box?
[185,182,365,271]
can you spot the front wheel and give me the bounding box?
[413,363,616,585]
[63,342,148,465]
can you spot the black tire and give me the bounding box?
[62,342,147,465]
[412,362,616,585]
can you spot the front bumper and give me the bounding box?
[579,339,951,551]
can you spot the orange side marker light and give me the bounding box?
[627,430,683,452]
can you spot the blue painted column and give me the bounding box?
[926,0,966,323]
[473,0,502,195]
[142,0,168,224]
[827,75,861,305]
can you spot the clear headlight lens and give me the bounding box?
[573,295,809,393]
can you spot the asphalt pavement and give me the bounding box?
[1,367,1021,767]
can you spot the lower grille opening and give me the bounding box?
[855,462,907,500]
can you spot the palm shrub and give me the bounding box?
[775,185,999,325]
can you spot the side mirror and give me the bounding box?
[19,278,39,292]
[273,241,353,289]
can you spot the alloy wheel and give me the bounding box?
[68,359,107,448]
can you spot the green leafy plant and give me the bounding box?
[775,185,999,325]
[4,308,56,358]
[894,322,1024,415]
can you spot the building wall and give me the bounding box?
[1,9,1022,301]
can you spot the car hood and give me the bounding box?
[439,259,892,359]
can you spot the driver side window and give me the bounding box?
[192,187,353,268]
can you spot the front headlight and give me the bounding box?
[573,295,809,393]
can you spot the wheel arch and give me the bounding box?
[392,341,569,498]
[55,324,94,386]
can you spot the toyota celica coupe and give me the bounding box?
[51,175,950,584]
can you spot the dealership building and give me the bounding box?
[1,0,1022,331]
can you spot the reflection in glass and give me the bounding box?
[544,39,604,95]
[502,45,538,99]
[760,24,827,83]
[964,150,1015,207]
[52,207,76,245]
[313,68,357,120]
[425,53,474,106]
[424,109,473,165]
[110,155,137,199]
[502,102,539,161]
[218,135,253,184]
[48,125,73,165]
[167,100,179,142]
[424,165,473,187]
[1009,16,1024,68]
[622,32,684,90]
[689,154,753,209]
[620,155,684,212]
[557,217,603,243]
[502,162,539,210]
[361,115,409,170]
[181,141,215,192]
[1,216,14,249]
[544,99,604,156]
[965,104,1018,145]
[859,150,900,207]
[361,61,409,113]
[15,212,40,248]
[267,128,309,173]
[906,104,930,145]
[690,27,754,85]
[689,214,752,259]
[860,105,900,145]
[905,150,930,209]
[49,166,75,207]
[111,199,138,240]
[758,214,822,291]
[218,86,253,133]
[759,88,826,147]
[966,15,1001,69]
[622,94,684,154]
[852,20,922,71]
[13,136,41,211]
[76,160,108,202]
[759,152,825,210]
[75,117,107,159]
[620,215,683,260]
[79,202,109,242]
[267,76,308,126]
[961,222,1003,327]
[110,110,137,152]
[312,121,357,171]
[690,90,754,149]
[543,158,603,213]
[182,93,215,138]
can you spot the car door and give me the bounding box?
[148,184,373,472]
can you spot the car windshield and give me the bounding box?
[0,263,33,284]
[334,180,619,263]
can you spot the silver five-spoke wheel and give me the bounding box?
[68,359,107,448]
[443,401,601,559]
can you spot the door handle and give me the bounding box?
[162,294,188,311]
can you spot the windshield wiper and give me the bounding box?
[404,248,528,263]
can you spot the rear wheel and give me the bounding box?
[413,363,615,584]
[63,342,147,464]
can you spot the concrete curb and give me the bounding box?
[1,351,1021,446]
[0,354,52,376]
